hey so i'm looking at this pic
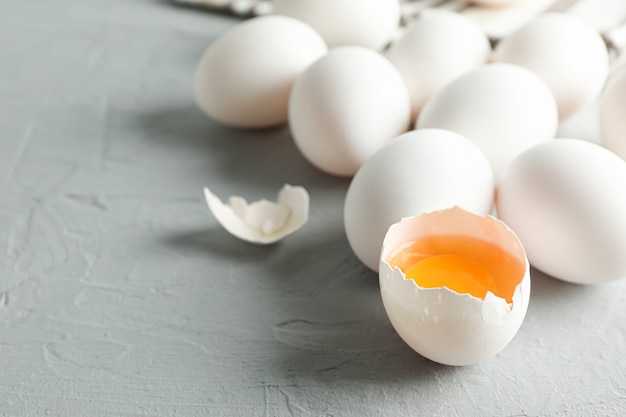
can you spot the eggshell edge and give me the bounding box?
[204,184,309,244]
[379,206,531,366]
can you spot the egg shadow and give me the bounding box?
[131,102,351,196]
[528,267,595,302]
[137,98,451,383]
[271,326,462,385]
[526,265,626,307]
[162,217,458,383]
[253,227,462,383]
[523,266,626,333]
[162,226,282,263]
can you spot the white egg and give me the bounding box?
[493,13,609,121]
[600,68,626,161]
[194,16,327,129]
[417,63,558,180]
[272,0,400,50]
[497,139,626,284]
[344,129,494,271]
[289,46,411,177]
[380,206,530,366]
[387,10,490,122]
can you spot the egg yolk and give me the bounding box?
[387,235,525,303]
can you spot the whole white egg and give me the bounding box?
[497,139,626,284]
[272,0,400,50]
[417,63,558,180]
[387,10,490,122]
[194,16,327,129]
[493,13,609,121]
[600,68,626,161]
[344,129,494,271]
[289,46,411,177]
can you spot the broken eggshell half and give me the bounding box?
[379,206,530,366]
[203,184,309,244]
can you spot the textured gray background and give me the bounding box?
[1,1,626,416]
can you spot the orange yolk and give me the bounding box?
[387,235,525,303]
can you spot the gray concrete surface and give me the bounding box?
[1,0,625,416]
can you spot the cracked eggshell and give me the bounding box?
[204,184,309,244]
[379,207,530,366]
[194,15,327,129]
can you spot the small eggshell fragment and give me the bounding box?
[289,46,411,177]
[417,63,558,180]
[386,10,490,122]
[380,206,530,366]
[497,139,626,284]
[272,0,400,50]
[194,15,327,129]
[493,13,609,120]
[204,184,309,244]
[344,129,494,271]
[600,68,626,161]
